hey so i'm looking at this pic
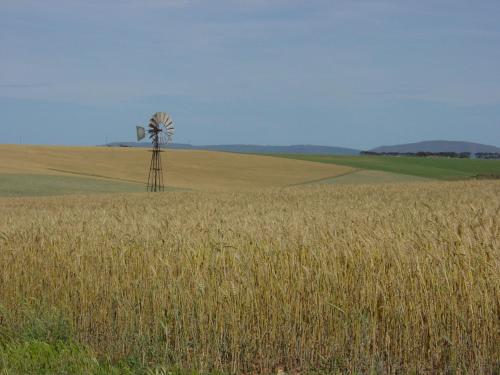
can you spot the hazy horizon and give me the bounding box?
[4,138,500,151]
[1,1,500,149]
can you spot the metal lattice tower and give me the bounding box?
[136,112,174,192]
[147,133,164,192]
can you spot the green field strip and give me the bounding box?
[265,154,500,180]
[0,174,147,197]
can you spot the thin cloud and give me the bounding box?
[0,83,51,88]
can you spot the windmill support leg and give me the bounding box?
[147,150,155,191]
[147,146,164,192]
[158,148,164,191]
[144,117,172,193]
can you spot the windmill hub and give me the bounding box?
[136,112,175,192]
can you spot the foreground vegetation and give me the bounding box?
[0,181,499,373]
[270,154,500,180]
[0,307,207,375]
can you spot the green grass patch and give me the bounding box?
[0,305,136,374]
[267,154,500,180]
[0,174,146,197]
[1,340,102,375]
[0,305,223,375]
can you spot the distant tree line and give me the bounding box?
[474,152,500,159]
[361,151,500,159]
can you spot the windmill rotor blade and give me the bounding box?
[150,112,163,125]
[151,112,170,125]
[149,119,158,128]
[146,111,174,144]
[160,134,167,144]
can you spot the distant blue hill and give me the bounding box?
[370,140,500,154]
[104,142,361,155]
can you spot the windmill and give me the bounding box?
[136,112,174,192]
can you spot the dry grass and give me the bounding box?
[0,181,499,373]
[317,169,432,185]
[0,145,353,190]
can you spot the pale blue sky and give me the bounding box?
[1,0,499,149]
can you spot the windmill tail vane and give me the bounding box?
[136,112,175,192]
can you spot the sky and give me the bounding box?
[1,0,500,150]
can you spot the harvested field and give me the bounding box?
[316,169,432,185]
[0,145,353,192]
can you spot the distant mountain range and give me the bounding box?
[370,140,500,154]
[104,140,500,155]
[105,142,361,155]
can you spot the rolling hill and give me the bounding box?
[0,145,353,196]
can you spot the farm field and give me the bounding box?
[0,145,353,195]
[0,174,145,197]
[2,145,498,197]
[0,181,499,373]
[4,1,500,374]
[269,154,500,180]
[315,169,432,185]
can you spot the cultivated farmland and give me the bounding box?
[271,154,500,180]
[0,181,498,373]
[0,145,353,195]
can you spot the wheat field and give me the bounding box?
[0,181,499,373]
